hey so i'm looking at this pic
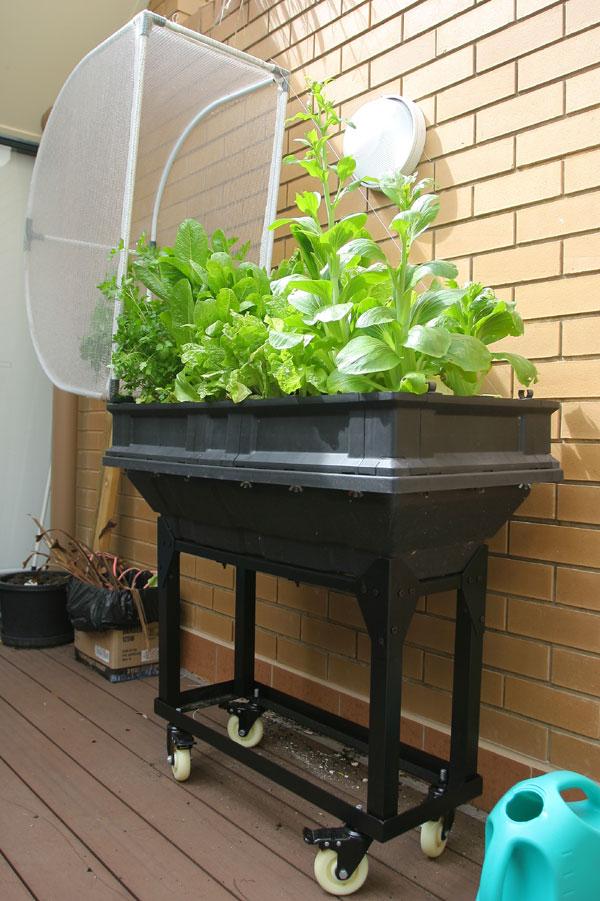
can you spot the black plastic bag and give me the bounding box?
[66,573,158,631]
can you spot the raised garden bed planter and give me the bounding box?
[105,391,561,896]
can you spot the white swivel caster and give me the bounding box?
[420,817,449,858]
[227,713,264,748]
[313,849,369,896]
[170,747,191,782]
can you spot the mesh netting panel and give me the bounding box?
[25,14,285,399]
[132,26,278,260]
[25,22,136,397]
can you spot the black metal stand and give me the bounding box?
[154,516,487,870]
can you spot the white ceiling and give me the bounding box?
[1,0,148,143]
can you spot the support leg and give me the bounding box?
[158,516,180,707]
[234,566,256,697]
[449,545,487,788]
[358,560,419,820]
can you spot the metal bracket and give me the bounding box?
[223,699,263,738]
[427,769,455,838]
[166,723,194,759]
[303,826,372,881]
[459,546,488,637]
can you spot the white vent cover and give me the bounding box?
[24,11,288,399]
[343,95,425,184]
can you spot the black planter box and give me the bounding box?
[105,393,561,579]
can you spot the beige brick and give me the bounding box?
[486,595,507,630]
[290,0,340,42]
[328,654,370,696]
[435,211,513,258]
[516,482,557,518]
[489,522,509,554]
[342,14,401,68]
[212,587,234,616]
[477,83,563,142]
[256,600,300,638]
[566,0,600,33]
[496,320,560,361]
[403,46,474,100]
[426,115,475,160]
[370,31,436,88]
[551,732,600,781]
[517,274,600,320]
[561,401,600,440]
[474,161,561,216]
[435,185,473,225]
[555,443,600,482]
[519,26,600,90]
[404,0,473,38]
[517,191,600,243]
[278,580,328,616]
[484,631,550,679]
[256,628,277,661]
[437,0,514,54]
[517,0,556,14]
[566,68,600,114]
[371,0,413,25]
[316,3,370,55]
[329,591,364,629]
[564,232,600,275]
[565,148,600,193]
[480,707,549,759]
[437,63,515,122]
[404,681,452,725]
[488,556,553,600]
[406,612,455,654]
[195,607,233,643]
[301,616,356,656]
[476,6,563,71]
[518,107,600,166]
[553,647,600,696]
[511,520,600,569]
[505,676,600,738]
[556,567,600,612]
[196,558,234,589]
[563,317,600,358]
[436,137,514,189]
[472,242,561,287]
[277,636,328,679]
[328,62,370,104]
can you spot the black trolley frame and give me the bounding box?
[154,516,487,855]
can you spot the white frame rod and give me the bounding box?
[150,76,274,243]
[260,81,288,270]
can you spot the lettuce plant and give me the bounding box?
[268,81,535,396]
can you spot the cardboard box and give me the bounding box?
[74,622,159,682]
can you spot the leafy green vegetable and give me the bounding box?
[106,80,537,403]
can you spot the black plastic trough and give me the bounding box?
[105,393,561,579]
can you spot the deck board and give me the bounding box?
[0,644,483,900]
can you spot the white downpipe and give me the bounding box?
[31,465,52,569]
[150,77,274,243]
[260,80,288,271]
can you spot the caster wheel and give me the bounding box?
[313,849,369,896]
[171,747,191,782]
[227,714,264,748]
[420,818,448,858]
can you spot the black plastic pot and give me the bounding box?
[105,393,561,579]
[0,571,73,648]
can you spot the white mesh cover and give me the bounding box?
[25,13,287,398]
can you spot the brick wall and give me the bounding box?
[76,0,600,806]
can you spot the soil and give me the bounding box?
[0,570,70,588]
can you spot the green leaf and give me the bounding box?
[410,260,458,287]
[441,364,480,396]
[326,370,374,394]
[295,191,321,218]
[356,306,395,328]
[491,352,538,386]
[269,216,321,234]
[410,288,467,327]
[268,331,305,349]
[404,325,451,358]
[338,238,386,266]
[445,334,492,372]
[288,290,321,319]
[336,336,400,375]
[336,156,356,183]
[174,219,208,266]
[174,371,199,402]
[398,371,429,394]
[314,303,353,323]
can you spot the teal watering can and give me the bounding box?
[477,770,600,901]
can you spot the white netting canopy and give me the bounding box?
[25,12,288,399]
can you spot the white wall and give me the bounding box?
[0,147,52,570]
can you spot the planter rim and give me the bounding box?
[0,571,70,591]
[108,391,559,415]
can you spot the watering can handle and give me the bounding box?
[552,772,600,806]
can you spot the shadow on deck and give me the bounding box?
[0,643,483,900]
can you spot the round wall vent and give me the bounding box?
[343,95,426,184]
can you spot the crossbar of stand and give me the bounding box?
[155,515,487,850]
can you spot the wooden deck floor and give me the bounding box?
[0,642,483,900]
